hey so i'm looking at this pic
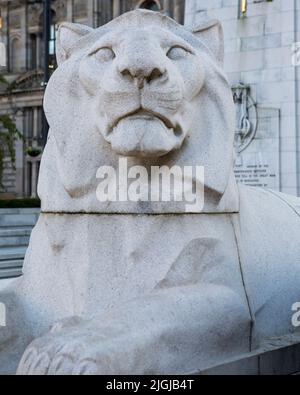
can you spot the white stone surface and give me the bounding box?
[0,279,14,290]
[0,10,299,375]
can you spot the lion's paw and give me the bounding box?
[17,332,84,374]
[17,316,128,375]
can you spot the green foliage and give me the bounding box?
[0,114,23,191]
[0,74,8,85]
[0,73,23,191]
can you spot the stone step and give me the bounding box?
[0,209,40,228]
[0,209,38,278]
[0,259,23,279]
[0,214,38,228]
[0,235,30,248]
[0,246,27,262]
[0,267,22,279]
[0,278,15,290]
[0,259,24,268]
[0,208,40,215]
[0,226,33,237]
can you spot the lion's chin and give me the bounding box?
[106,116,183,158]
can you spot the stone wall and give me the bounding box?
[185,0,300,196]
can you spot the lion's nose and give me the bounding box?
[118,62,166,88]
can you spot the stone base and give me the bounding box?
[196,335,300,375]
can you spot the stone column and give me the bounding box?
[66,0,74,22]
[20,5,27,71]
[36,35,41,69]
[30,108,39,198]
[0,9,7,67]
[30,158,38,198]
[173,0,181,23]
[113,0,121,18]
[5,2,10,72]
[33,108,38,141]
[87,0,94,28]
[0,9,6,66]
[163,0,171,16]
[14,110,24,197]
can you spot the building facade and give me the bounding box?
[186,0,300,196]
[0,0,185,198]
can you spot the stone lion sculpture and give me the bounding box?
[0,10,300,375]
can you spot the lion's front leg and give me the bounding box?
[17,284,251,375]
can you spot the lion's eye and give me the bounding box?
[94,47,115,62]
[167,46,189,60]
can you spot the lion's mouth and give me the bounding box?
[101,108,185,157]
[108,109,182,137]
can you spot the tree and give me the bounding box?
[0,75,22,191]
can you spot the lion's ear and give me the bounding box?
[192,19,224,65]
[56,22,94,65]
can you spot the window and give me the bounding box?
[139,1,161,11]
[11,37,22,73]
[74,0,88,20]
[28,32,44,71]
[24,107,43,146]
[49,24,56,56]
[48,16,57,70]
[0,10,3,29]
[29,34,37,70]
[238,0,248,18]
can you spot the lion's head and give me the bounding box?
[76,17,206,158]
[40,10,238,213]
